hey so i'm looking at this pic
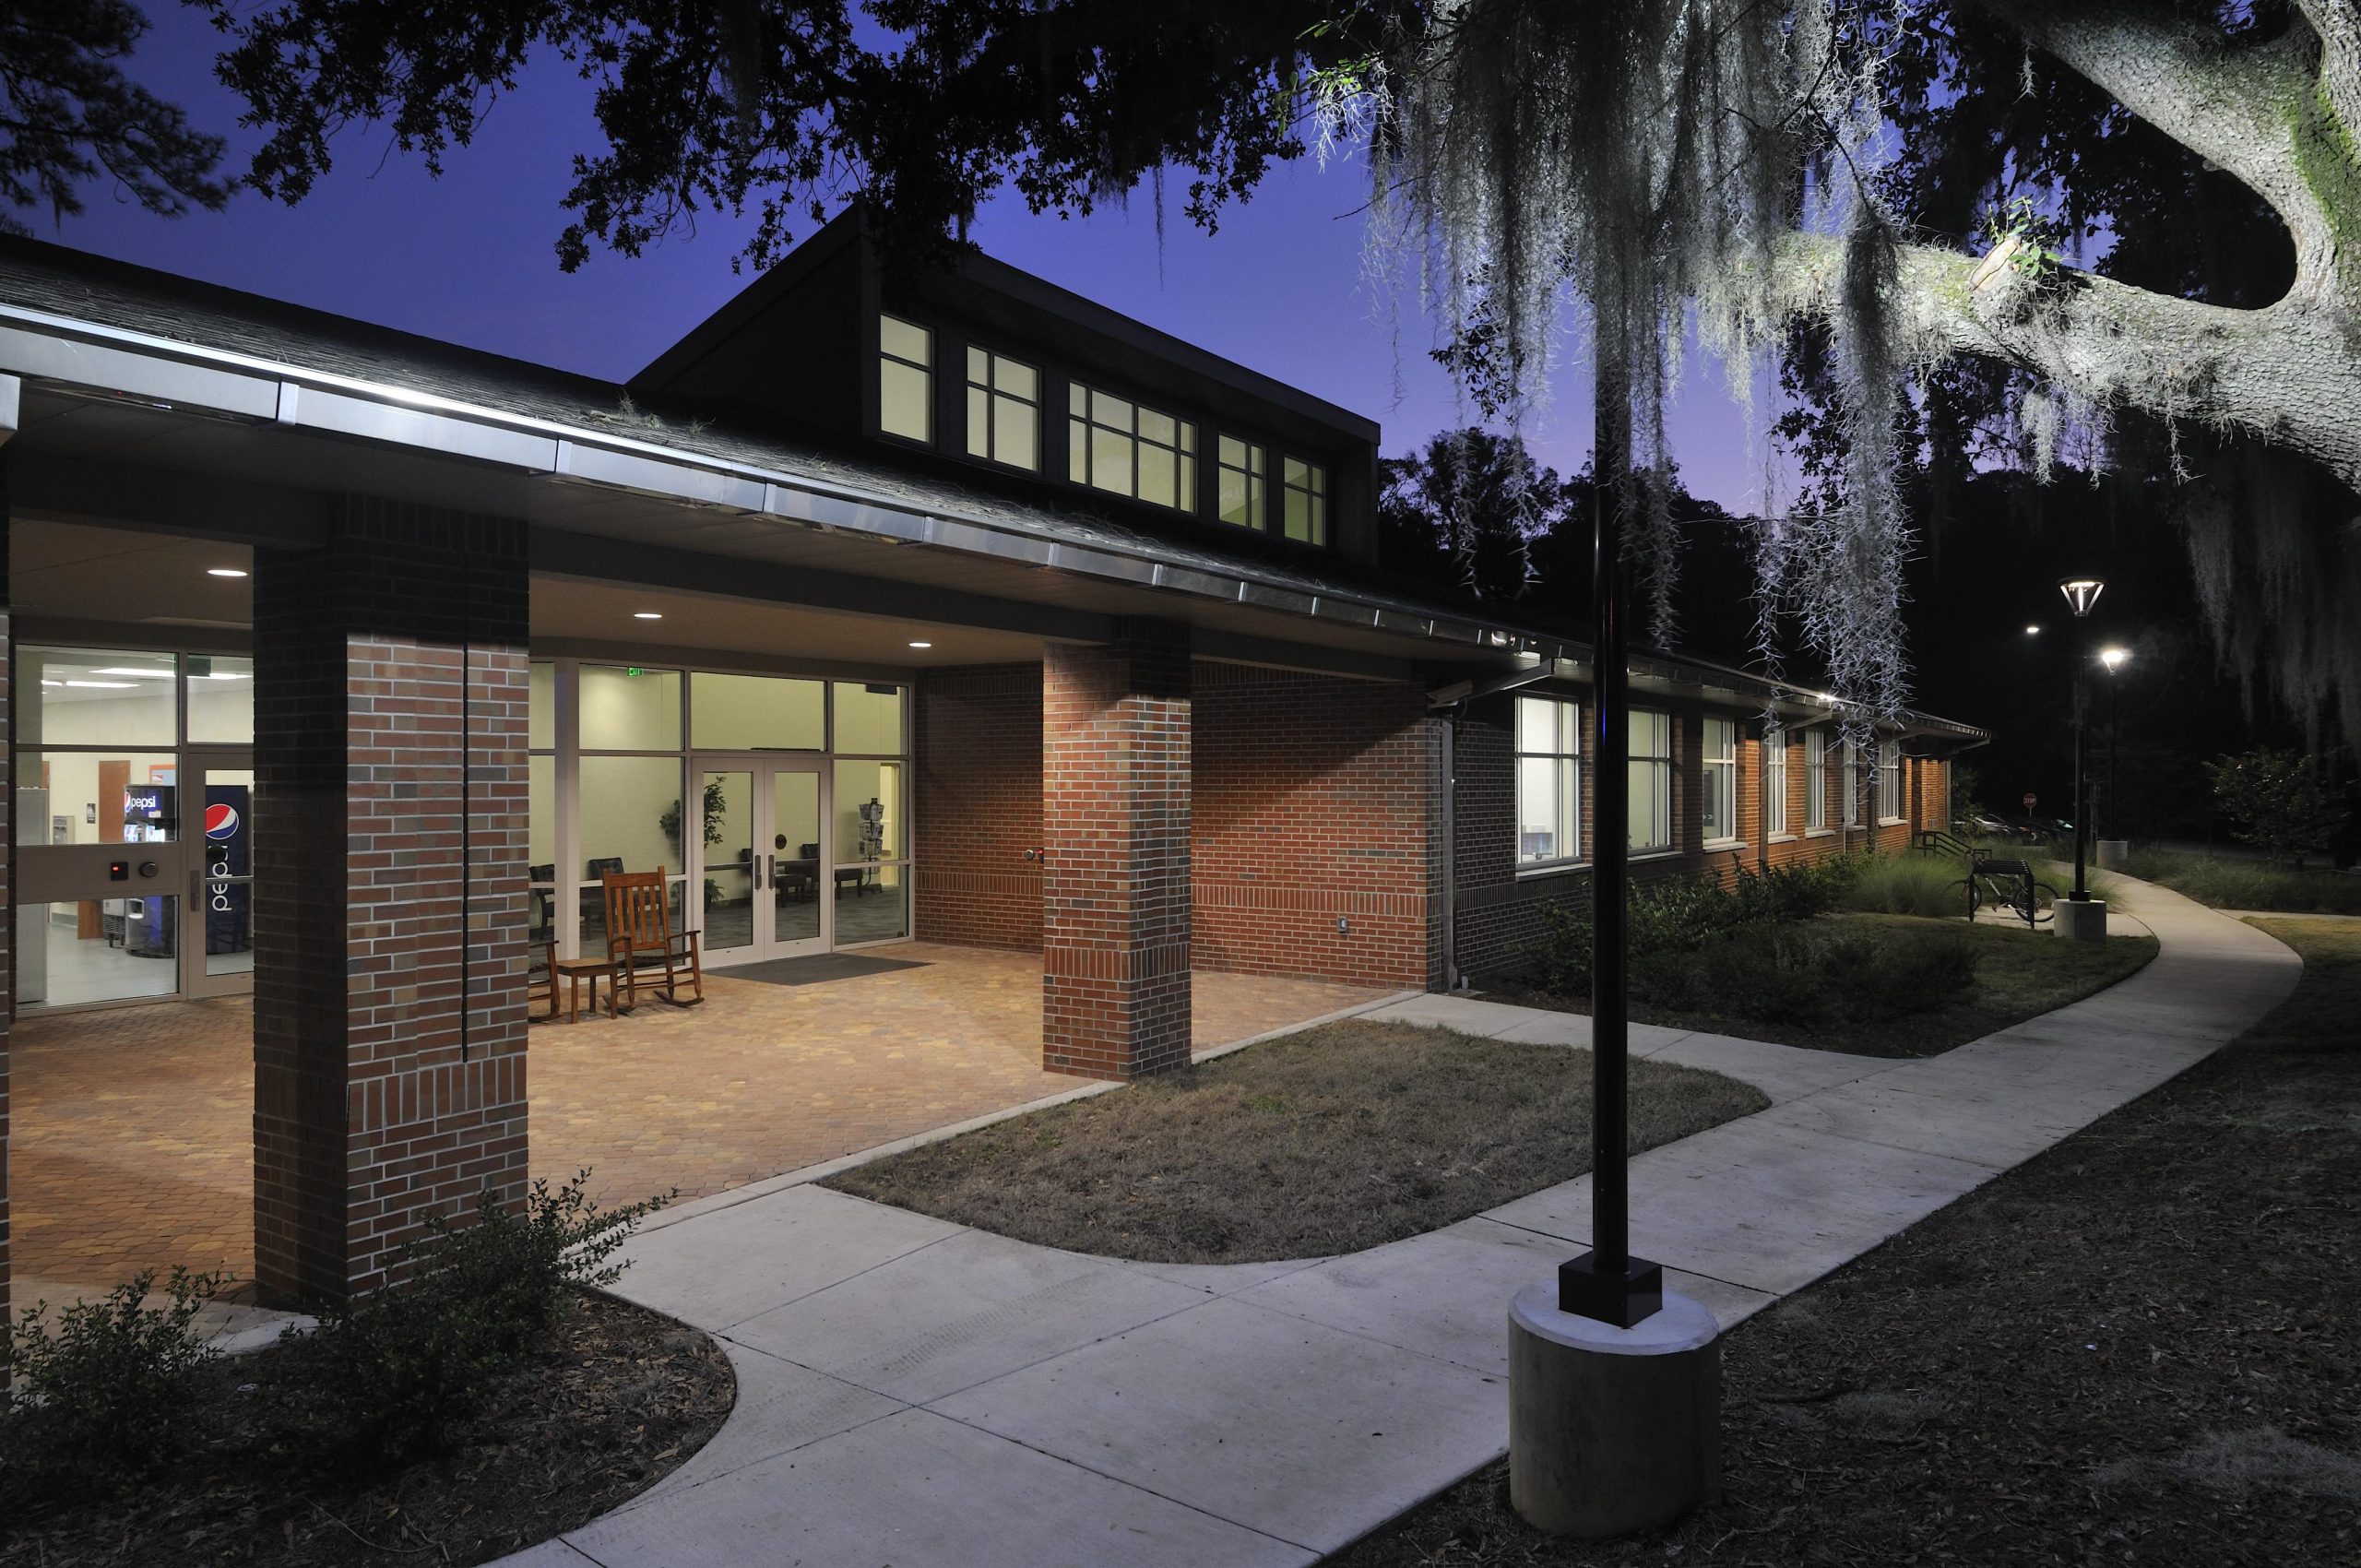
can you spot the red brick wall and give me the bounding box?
[1191,663,1442,992]
[1040,624,1192,1080]
[252,499,531,1302]
[913,663,1041,951]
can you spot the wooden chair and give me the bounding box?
[602,867,704,1009]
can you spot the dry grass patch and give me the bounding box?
[824,1020,1768,1264]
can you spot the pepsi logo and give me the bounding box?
[205,802,241,840]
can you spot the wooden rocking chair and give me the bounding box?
[601,867,705,1009]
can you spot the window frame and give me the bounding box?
[1764,727,1790,837]
[963,341,1040,471]
[1804,730,1829,832]
[1877,738,1905,823]
[1067,381,1198,513]
[1216,434,1268,530]
[1842,740,1861,829]
[1630,708,1675,853]
[1513,695,1584,870]
[876,314,934,446]
[1280,454,1328,545]
[1701,717,1740,848]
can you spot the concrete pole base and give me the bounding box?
[1508,1282,1720,1538]
[2055,897,2108,942]
[2095,838,2130,870]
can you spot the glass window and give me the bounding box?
[20,647,178,748]
[690,671,825,751]
[835,862,908,944]
[1068,381,1197,511]
[879,314,932,444]
[1765,729,1789,837]
[1216,435,1266,529]
[1630,710,1673,852]
[1805,730,1828,831]
[16,751,182,846]
[1514,695,1581,865]
[964,345,1039,470]
[834,758,905,862]
[579,755,686,878]
[1281,457,1328,545]
[1878,739,1904,821]
[19,898,180,1008]
[1702,718,1738,845]
[529,659,555,750]
[185,655,254,743]
[579,665,681,752]
[833,682,905,755]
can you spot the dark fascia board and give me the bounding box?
[628,207,867,392]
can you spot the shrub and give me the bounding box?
[1637,921,1976,1029]
[1841,852,1968,918]
[277,1170,667,1469]
[2119,847,2361,916]
[0,1267,228,1510]
[2203,749,2343,867]
[1536,857,1862,996]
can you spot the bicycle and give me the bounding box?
[1950,853,2058,929]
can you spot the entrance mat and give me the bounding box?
[718,953,932,988]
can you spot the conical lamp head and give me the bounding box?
[2058,576,2105,617]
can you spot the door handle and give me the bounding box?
[767,854,777,891]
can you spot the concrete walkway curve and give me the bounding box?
[493,875,2298,1568]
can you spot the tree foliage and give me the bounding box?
[0,0,228,233]
[187,0,2361,737]
[1378,428,1567,601]
[2204,747,2345,866]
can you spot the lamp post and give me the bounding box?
[2056,576,2108,940]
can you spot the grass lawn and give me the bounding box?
[2111,847,2361,915]
[824,1020,1768,1264]
[1330,916,2361,1568]
[1493,911,2157,1057]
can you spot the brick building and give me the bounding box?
[0,211,1983,1311]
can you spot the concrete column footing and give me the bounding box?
[1507,1282,1721,1538]
[2056,897,2109,942]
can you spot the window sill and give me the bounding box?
[1878,816,1907,827]
[1515,859,1588,880]
[1805,828,1835,838]
[1767,833,1797,844]
[1630,848,1682,862]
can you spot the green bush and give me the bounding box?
[1536,857,1862,995]
[1,1267,228,1510]
[1841,852,1968,918]
[1644,921,1976,1028]
[277,1170,667,1469]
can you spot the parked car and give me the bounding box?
[1966,812,2024,843]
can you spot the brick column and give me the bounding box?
[252,498,531,1304]
[1041,622,1191,1080]
[1,456,13,1329]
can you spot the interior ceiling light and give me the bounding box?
[65,680,136,689]
[908,640,933,649]
[90,667,172,678]
[634,612,663,620]
[207,567,249,578]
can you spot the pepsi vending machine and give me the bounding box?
[122,784,176,957]
[203,785,252,959]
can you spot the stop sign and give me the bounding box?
[2022,792,2036,811]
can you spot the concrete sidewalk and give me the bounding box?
[495,876,2298,1568]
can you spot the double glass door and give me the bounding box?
[696,756,827,965]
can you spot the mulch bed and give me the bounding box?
[1331,916,2361,1567]
[1,1290,735,1567]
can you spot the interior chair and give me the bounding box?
[601,867,704,1009]
[526,937,558,1023]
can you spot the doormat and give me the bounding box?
[718,953,932,988]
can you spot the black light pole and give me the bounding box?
[1560,425,1661,1330]
[2058,576,2105,900]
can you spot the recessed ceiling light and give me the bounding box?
[908,641,932,649]
[634,612,663,620]
[207,567,249,578]
[65,680,136,689]
[90,667,172,678]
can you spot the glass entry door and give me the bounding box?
[183,750,255,998]
[694,756,828,965]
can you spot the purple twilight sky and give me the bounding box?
[52,9,1769,512]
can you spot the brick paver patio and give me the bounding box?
[7,944,1389,1303]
